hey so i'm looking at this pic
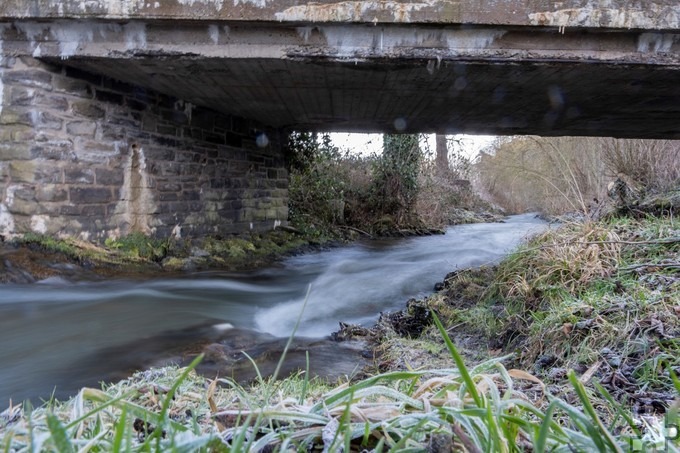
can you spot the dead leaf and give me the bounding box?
[579,360,602,384]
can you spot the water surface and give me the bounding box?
[0,214,546,404]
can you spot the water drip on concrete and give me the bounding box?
[114,144,156,236]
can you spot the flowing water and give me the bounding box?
[0,214,546,405]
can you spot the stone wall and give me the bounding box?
[0,57,288,240]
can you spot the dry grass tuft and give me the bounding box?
[494,222,621,304]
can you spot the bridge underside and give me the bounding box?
[2,20,680,138]
[58,54,679,139]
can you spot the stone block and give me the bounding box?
[159,192,179,201]
[52,76,92,97]
[95,90,123,105]
[0,142,31,160]
[66,120,97,137]
[8,198,40,216]
[95,168,124,186]
[12,185,35,201]
[144,147,175,161]
[13,128,37,141]
[108,116,139,128]
[160,162,181,176]
[8,161,36,183]
[37,112,62,130]
[9,87,36,106]
[2,70,53,90]
[69,187,113,204]
[60,205,81,216]
[71,101,105,119]
[174,150,196,163]
[100,125,126,141]
[230,161,251,173]
[0,109,34,126]
[158,182,181,192]
[36,94,69,111]
[161,108,188,125]
[64,167,95,184]
[141,115,156,132]
[182,190,200,200]
[30,141,76,161]
[157,125,179,136]
[36,185,68,202]
[81,205,106,216]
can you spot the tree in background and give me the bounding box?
[370,134,422,225]
[435,134,449,173]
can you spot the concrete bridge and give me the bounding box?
[0,1,678,239]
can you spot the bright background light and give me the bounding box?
[329,133,496,160]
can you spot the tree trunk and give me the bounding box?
[435,134,448,172]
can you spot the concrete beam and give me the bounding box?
[1,18,679,138]
[0,0,678,30]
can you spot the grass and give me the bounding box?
[2,314,678,452]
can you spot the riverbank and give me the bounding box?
[0,206,499,284]
[3,201,678,450]
[375,214,679,405]
[0,228,340,284]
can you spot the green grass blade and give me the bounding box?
[431,310,482,407]
[567,370,623,453]
[310,370,425,413]
[535,401,558,453]
[229,413,254,451]
[111,406,127,453]
[270,284,312,384]
[300,350,310,405]
[240,351,264,385]
[484,403,506,453]
[594,381,641,437]
[46,413,75,453]
[670,369,680,394]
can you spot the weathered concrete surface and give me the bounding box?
[0,0,678,30]
[2,19,677,138]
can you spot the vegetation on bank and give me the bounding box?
[1,229,317,284]
[286,132,498,239]
[476,136,679,216]
[3,204,678,451]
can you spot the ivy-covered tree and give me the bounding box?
[372,134,422,224]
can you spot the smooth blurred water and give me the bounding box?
[0,214,546,404]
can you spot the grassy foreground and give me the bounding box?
[2,211,680,451]
[3,319,678,452]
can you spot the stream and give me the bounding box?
[0,214,547,405]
